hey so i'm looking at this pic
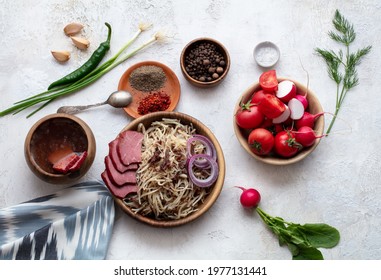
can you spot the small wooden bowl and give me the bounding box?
[233,78,324,165]
[114,111,226,227]
[180,38,230,88]
[25,113,96,184]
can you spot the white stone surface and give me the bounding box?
[0,0,380,260]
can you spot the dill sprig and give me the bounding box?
[315,9,371,134]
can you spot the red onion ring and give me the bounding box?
[187,135,217,168]
[187,154,218,188]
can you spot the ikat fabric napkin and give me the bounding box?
[0,181,115,260]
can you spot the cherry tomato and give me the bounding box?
[235,101,264,129]
[248,128,274,156]
[259,70,278,93]
[251,90,267,105]
[258,94,286,119]
[274,131,302,158]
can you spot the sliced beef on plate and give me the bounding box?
[104,156,137,186]
[108,138,139,173]
[117,130,144,166]
[101,171,138,199]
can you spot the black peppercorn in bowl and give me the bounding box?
[180,38,230,88]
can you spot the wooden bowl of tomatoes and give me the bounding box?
[233,70,324,165]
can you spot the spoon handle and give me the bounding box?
[57,101,107,114]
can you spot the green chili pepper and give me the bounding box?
[47,22,112,90]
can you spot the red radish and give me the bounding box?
[276,80,296,103]
[295,95,308,110]
[235,186,261,208]
[294,126,326,147]
[273,105,291,124]
[258,94,286,119]
[288,98,305,120]
[295,112,325,129]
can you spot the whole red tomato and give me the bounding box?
[251,90,267,105]
[235,101,264,129]
[274,131,302,158]
[248,128,274,156]
[259,70,278,93]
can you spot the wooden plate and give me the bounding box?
[114,111,226,227]
[118,61,181,118]
[233,77,324,165]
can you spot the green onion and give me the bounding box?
[0,23,164,118]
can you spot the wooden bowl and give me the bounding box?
[24,113,96,184]
[113,111,225,227]
[233,77,324,165]
[180,38,230,88]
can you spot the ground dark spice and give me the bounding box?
[137,91,171,115]
[129,65,166,92]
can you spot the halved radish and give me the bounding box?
[273,105,291,124]
[295,94,308,110]
[276,80,296,103]
[288,98,305,120]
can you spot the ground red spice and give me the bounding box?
[137,91,171,115]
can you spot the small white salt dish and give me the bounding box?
[253,41,280,68]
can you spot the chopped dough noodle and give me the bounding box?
[124,118,209,220]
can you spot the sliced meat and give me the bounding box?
[105,156,137,186]
[108,138,139,173]
[68,151,87,172]
[52,152,80,174]
[117,130,143,166]
[101,171,138,199]
[48,146,73,164]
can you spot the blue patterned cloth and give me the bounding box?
[0,181,115,260]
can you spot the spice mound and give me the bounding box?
[137,91,171,115]
[129,65,166,92]
[184,42,227,82]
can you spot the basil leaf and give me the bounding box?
[292,246,324,260]
[297,223,340,248]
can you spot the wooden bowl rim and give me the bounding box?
[233,77,324,165]
[180,37,231,87]
[114,111,226,227]
[118,60,181,119]
[24,113,96,182]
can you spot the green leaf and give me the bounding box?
[287,243,300,257]
[292,246,324,260]
[285,224,311,247]
[297,223,340,248]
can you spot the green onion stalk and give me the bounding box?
[0,23,164,118]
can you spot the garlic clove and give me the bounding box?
[70,36,90,50]
[63,23,84,36]
[51,50,70,62]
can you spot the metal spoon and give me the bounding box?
[57,90,133,114]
